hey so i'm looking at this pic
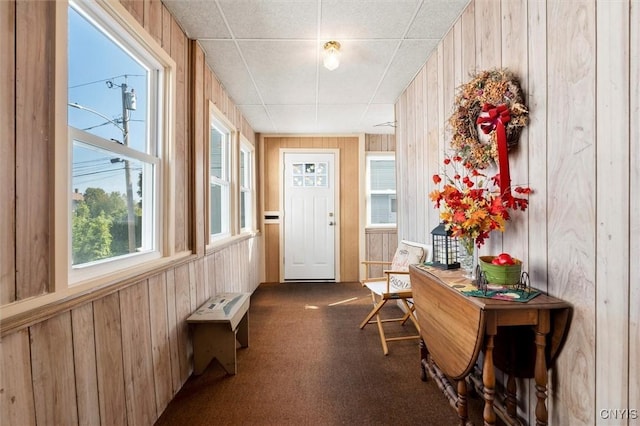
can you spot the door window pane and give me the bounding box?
[291,162,328,187]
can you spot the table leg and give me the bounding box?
[506,374,518,420]
[483,333,496,425]
[420,339,428,382]
[457,379,468,426]
[535,311,551,426]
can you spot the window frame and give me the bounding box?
[207,102,236,244]
[239,137,255,233]
[365,152,397,228]
[54,0,176,290]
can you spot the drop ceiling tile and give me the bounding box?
[316,104,368,133]
[239,40,317,105]
[318,40,398,104]
[237,105,276,133]
[199,40,262,105]
[266,104,317,134]
[360,103,396,134]
[320,0,420,39]
[163,1,231,39]
[164,0,470,134]
[218,0,318,39]
[373,39,438,103]
[406,0,469,39]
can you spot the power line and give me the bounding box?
[69,74,144,90]
[74,166,142,178]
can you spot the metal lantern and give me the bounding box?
[431,223,460,269]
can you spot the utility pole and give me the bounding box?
[121,80,137,253]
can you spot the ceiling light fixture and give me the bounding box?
[323,41,341,71]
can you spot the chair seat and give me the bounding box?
[363,280,412,299]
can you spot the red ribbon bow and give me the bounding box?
[476,103,511,198]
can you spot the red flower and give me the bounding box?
[431,154,531,248]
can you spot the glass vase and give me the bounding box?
[459,236,478,280]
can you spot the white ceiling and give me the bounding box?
[162,0,470,135]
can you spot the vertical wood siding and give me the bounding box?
[0,1,262,425]
[15,0,51,299]
[0,330,35,425]
[364,228,398,278]
[395,0,637,424]
[191,40,205,257]
[30,313,78,425]
[365,134,395,152]
[172,14,189,254]
[547,2,597,424]
[71,303,101,426]
[630,0,640,414]
[0,0,16,304]
[120,282,157,425]
[595,0,631,419]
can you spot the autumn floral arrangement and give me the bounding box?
[430,154,531,254]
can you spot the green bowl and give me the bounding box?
[479,256,522,285]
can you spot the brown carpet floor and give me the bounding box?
[155,281,484,425]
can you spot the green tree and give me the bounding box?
[83,187,127,218]
[72,186,143,264]
[72,202,112,264]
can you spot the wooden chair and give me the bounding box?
[359,240,431,355]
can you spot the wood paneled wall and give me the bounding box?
[364,228,398,278]
[0,0,16,302]
[395,0,639,424]
[1,1,261,424]
[261,136,360,282]
[365,133,395,152]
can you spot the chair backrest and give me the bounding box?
[388,240,432,291]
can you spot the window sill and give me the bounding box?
[205,231,261,254]
[1,250,195,336]
[365,225,398,232]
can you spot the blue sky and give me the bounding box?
[68,5,148,196]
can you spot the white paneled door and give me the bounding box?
[283,151,337,281]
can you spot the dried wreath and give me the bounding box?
[448,68,528,171]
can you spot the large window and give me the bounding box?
[366,154,397,226]
[240,140,254,232]
[66,0,172,282]
[209,115,232,241]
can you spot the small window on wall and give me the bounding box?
[209,115,232,241]
[240,140,254,232]
[366,154,397,226]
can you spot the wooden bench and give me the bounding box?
[187,292,250,375]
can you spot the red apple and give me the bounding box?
[496,253,515,265]
[491,257,501,265]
